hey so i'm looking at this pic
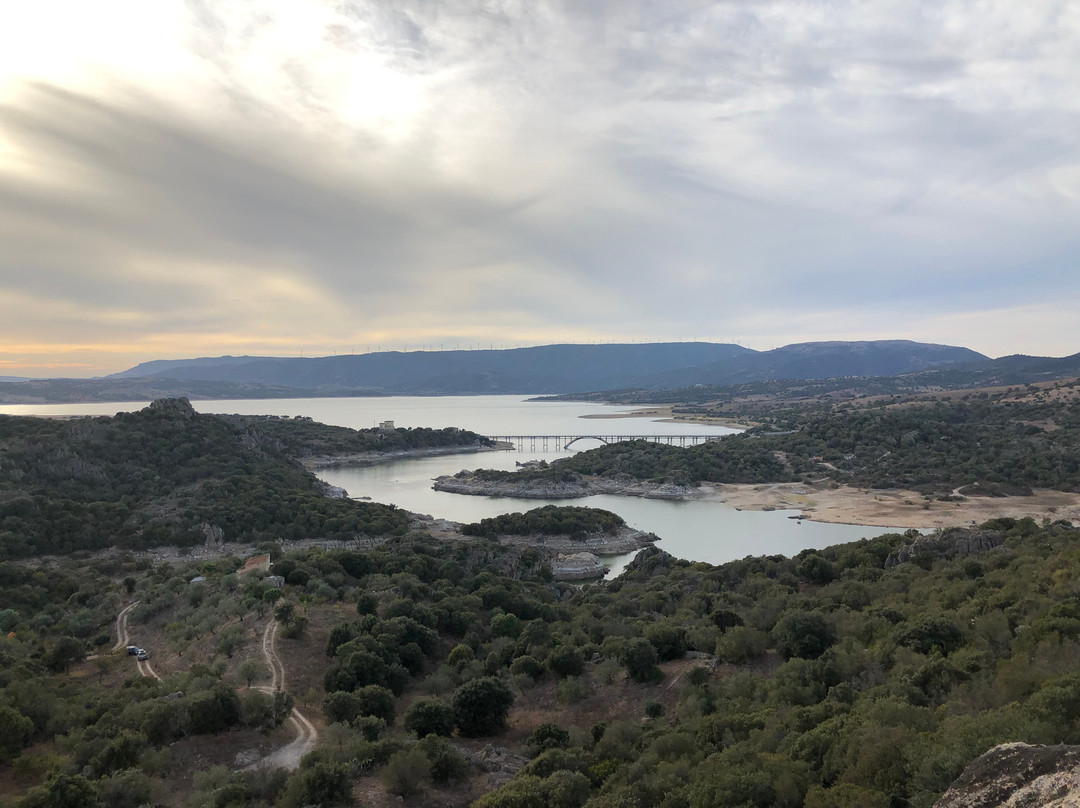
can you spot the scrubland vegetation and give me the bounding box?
[5,396,1080,807]
[3,516,1080,807]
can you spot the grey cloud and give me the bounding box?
[2,0,1080,365]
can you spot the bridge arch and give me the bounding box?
[563,436,610,449]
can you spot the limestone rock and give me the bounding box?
[201,523,224,548]
[469,744,529,785]
[234,749,261,768]
[552,551,607,581]
[886,528,1005,568]
[935,742,1080,808]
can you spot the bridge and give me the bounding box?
[484,434,725,452]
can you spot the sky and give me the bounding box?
[1,1,1079,377]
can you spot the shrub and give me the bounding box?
[296,761,352,806]
[381,747,430,796]
[403,697,456,738]
[453,677,515,737]
[354,685,396,726]
[491,613,523,639]
[646,623,687,661]
[448,643,475,669]
[528,722,571,756]
[715,626,769,664]
[894,616,966,656]
[323,691,363,725]
[556,677,593,706]
[547,645,585,678]
[619,638,662,683]
[510,655,544,679]
[772,612,836,660]
[416,734,469,783]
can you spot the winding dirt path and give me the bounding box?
[248,619,318,770]
[113,601,138,650]
[114,604,314,768]
[114,600,162,680]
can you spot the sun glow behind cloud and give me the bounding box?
[1,0,1079,376]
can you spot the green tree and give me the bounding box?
[354,684,396,725]
[528,723,571,756]
[547,645,585,678]
[23,773,101,808]
[296,761,352,806]
[238,658,264,688]
[772,612,836,661]
[453,677,515,737]
[45,636,86,673]
[382,747,430,797]
[416,734,469,783]
[0,705,33,762]
[91,730,148,776]
[619,638,662,683]
[403,697,456,738]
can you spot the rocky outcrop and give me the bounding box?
[317,481,349,499]
[886,528,1006,568]
[551,552,607,581]
[934,742,1080,807]
[456,743,529,786]
[146,397,196,418]
[494,526,659,554]
[433,471,694,501]
[201,523,224,549]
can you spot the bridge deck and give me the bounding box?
[485,434,724,451]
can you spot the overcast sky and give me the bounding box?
[1,1,1079,376]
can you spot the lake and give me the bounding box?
[0,395,910,574]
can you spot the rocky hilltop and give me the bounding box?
[886,527,1006,568]
[935,742,1080,807]
[433,470,694,500]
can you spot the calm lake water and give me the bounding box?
[0,395,909,575]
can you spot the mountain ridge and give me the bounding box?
[106,340,987,395]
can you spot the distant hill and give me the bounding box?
[642,340,989,388]
[0,377,387,405]
[106,340,986,396]
[545,351,1080,407]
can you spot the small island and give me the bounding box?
[458,505,659,579]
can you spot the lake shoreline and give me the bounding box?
[301,442,512,470]
[578,405,755,430]
[430,472,1080,530]
[700,483,1080,529]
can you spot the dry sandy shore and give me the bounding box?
[702,483,1080,529]
[580,405,754,430]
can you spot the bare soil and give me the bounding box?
[703,483,1080,529]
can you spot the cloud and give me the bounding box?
[1,0,1079,375]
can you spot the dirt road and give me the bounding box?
[114,604,315,768]
[112,601,138,650]
[248,620,318,770]
[114,600,162,680]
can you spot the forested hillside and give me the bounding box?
[219,414,490,459]
[474,387,1080,496]
[0,400,484,559]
